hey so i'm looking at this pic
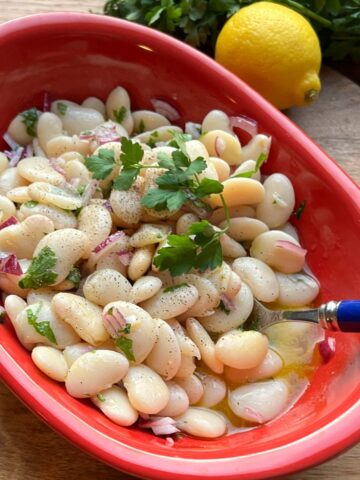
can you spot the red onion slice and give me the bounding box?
[139,416,180,436]
[25,144,34,157]
[230,115,258,137]
[318,337,336,363]
[103,306,127,338]
[79,131,96,141]
[151,99,180,121]
[165,437,175,447]
[220,294,235,312]
[95,125,121,145]
[185,122,201,139]
[117,249,133,266]
[93,231,126,254]
[6,147,25,167]
[3,133,19,150]
[214,136,226,157]
[0,253,23,276]
[48,158,66,176]
[0,216,18,230]
[275,240,307,259]
[43,92,51,112]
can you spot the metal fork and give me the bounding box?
[246,299,360,332]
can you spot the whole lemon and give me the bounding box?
[215,2,321,110]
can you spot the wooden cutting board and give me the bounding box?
[0,2,359,480]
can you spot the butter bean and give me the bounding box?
[197,372,226,408]
[222,216,269,241]
[209,178,265,208]
[78,204,112,253]
[106,86,134,135]
[28,182,83,210]
[82,97,106,116]
[216,330,269,369]
[200,130,241,165]
[176,275,220,319]
[233,159,261,181]
[276,272,320,307]
[83,269,131,306]
[175,374,204,405]
[91,386,138,426]
[224,349,283,384]
[128,245,154,281]
[19,202,77,230]
[0,194,17,221]
[175,407,226,438]
[256,174,295,228]
[186,318,223,374]
[110,177,144,227]
[6,186,31,203]
[18,157,65,185]
[140,284,198,320]
[0,168,28,195]
[239,134,271,164]
[32,346,69,382]
[132,110,170,133]
[63,342,95,367]
[51,101,104,135]
[157,381,189,417]
[129,276,163,304]
[201,110,232,134]
[36,112,63,151]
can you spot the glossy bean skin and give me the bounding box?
[209,205,255,225]
[8,112,38,145]
[228,380,289,423]
[82,97,106,116]
[91,386,139,426]
[175,407,227,438]
[18,157,65,186]
[208,178,265,208]
[200,130,241,166]
[157,381,189,417]
[167,319,200,360]
[224,349,283,384]
[27,288,57,305]
[110,177,144,227]
[46,135,90,158]
[199,283,253,333]
[239,134,271,164]
[175,354,196,379]
[106,86,134,134]
[0,168,28,195]
[176,274,220,319]
[6,186,31,203]
[140,284,199,320]
[63,342,95,367]
[145,319,181,380]
[129,276,162,304]
[130,223,171,248]
[233,159,261,181]
[78,204,112,254]
[186,318,223,374]
[123,364,170,414]
[33,229,90,284]
[83,269,132,305]
[256,174,295,228]
[232,257,279,303]
[201,110,232,134]
[0,153,9,174]
[37,112,63,151]
[52,293,109,345]
[197,372,227,408]
[132,110,170,133]
[65,350,129,398]
[64,160,91,184]
[28,182,83,210]
[31,346,69,382]
[250,230,306,273]
[208,157,230,182]
[51,101,104,135]
[0,194,16,221]
[4,295,33,349]
[216,330,269,370]
[276,272,320,306]
[19,202,77,230]
[128,245,154,281]
[175,374,204,405]
[220,217,269,242]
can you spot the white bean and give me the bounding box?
[145,319,181,380]
[52,293,108,345]
[130,223,171,248]
[132,110,170,133]
[91,386,138,426]
[4,295,33,349]
[256,174,295,228]
[157,381,189,417]
[46,135,90,158]
[82,97,106,116]
[0,194,16,221]
[19,202,77,230]
[63,342,95,367]
[228,380,289,423]
[0,153,9,174]
[175,354,196,378]
[233,159,261,181]
[208,178,265,208]
[239,134,271,164]
[6,186,31,203]
[175,407,227,438]
[83,269,131,305]
[203,262,232,295]
[250,230,306,273]
[209,205,255,225]
[17,157,65,185]
[36,112,63,151]
[200,130,241,166]
[224,271,242,300]
[176,274,220,319]
[28,182,83,210]
[175,213,199,235]
[276,272,320,306]
[33,229,90,284]
[106,86,133,134]
[167,319,200,359]
[32,346,69,382]
[64,160,91,184]
[224,349,283,384]
[199,283,253,333]
[202,110,232,134]
[128,245,154,281]
[7,112,38,145]
[197,372,227,408]
[95,251,128,277]
[104,301,158,364]
[232,257,279,303]
[129,276,163,304]
[0,214,54,259]
[110,177,144,227]
[175,375,204,405]
[78,204,112,253]
[27,288,57,305]
[51,101,104,135]
[140,284,198,320]
[186,318,223,374]
[134,126,182,145]
[0,168,28,195]
[219,217,269,241]
[66,350,129,398]
[279,222,300,242]
[208,157,230,182]
[216,330,269,369]
[123,364,170,414]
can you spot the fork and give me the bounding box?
[246,299,360,332]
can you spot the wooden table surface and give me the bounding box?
[0,1,359,479]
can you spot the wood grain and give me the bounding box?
[0,1,359,479]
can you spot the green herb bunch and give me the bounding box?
[104,0,360,61]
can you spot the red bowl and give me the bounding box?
[0,12,359,480]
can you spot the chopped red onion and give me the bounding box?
[3,132,19,150]
[318,337,336,363]
[151,99,180,121]
[103,306,127,338]
[81,180,99,207]
[214,136,226,157]
[0,253,23,276]
[230,115,258,137]
[79,131,95,141]
[49,158,66,176]
[43,92,51,112]
[25,144,34,157]
[185,122,201,139]
[93,231,126,254]
[103,200,113,212]
[0,216,18,230]
[165,437,175,447]
[220,294,235,312]
[139,416,180,436]
[117,249,133,266]
[95,124,121,145]
[275,240,307,259]
[6,147,25,167]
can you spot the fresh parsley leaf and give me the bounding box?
[195,238,223,272]
[24,200,38,208]
[185,157,207,176]
[294,200,307,220]
[168,131,192,154]
[26,306,57,344]
[66,267,81,288]
[77,185,86,195]
[138,119,146,133]
[113,106,127,123]
[57,102,68,116]
[231,152,267,179]
[85,148,116,180]
[97,393,106,402]
[120,137,144,168]
[142,188,187,211]
[114,336,135,361]
[164,283,190,293]
[113,167,139,190]
[153,234,198,276]
[19,246,58,289]
[20,107,38,137]
[194,178,224,197]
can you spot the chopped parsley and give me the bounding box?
[164,283,190,293]
[57,102,68,116]
[20,107,38,137]
[115,336,135,361]
[26,305,57,344]
[66,267,81,288]
[113,106,127,123]
[77,185,86,195]
[138,119,145,133]
[231,152,267,179]
[219,299,230,314]
[97,393,106,402]
[23,200,38,208]
[19,246,58,289]
[294,200,307,220]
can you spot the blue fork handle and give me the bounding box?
[336,300,360,332]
